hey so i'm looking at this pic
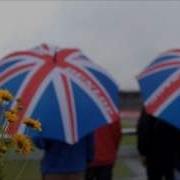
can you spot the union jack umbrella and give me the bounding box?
[137,49,180,129]
[0,44,120,144]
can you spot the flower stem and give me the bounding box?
[14,160,28,180]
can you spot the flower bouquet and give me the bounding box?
[0,89,42,180]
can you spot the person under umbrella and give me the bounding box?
[137,107,180,180]
[85,92,121,180]
[136,49,180,180]
[85,120,121,180]
[34,134,94,180]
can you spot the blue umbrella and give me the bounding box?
[137,49,180,129]
[0,44,120,144]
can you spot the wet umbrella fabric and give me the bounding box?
[137,49,180,129]
[0,44,120,144]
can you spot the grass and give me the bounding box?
[121,135,137,146]
[113,160,134,178]
[2,160,41,180]
[0,139,137,180]
[1,159,134,180]
[122,119,137,129]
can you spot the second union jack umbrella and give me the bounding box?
[137,49,180,129]
[0,44,120,144]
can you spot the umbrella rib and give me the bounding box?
[61,74,77,143]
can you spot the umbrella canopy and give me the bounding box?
[137,49,180,129]
[0,44,120,144]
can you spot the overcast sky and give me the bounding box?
[0,1,180,91]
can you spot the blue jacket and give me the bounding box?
[33,135,94,174]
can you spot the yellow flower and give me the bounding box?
[23,118,42,131]
[13,134,32,156]
[0,89,42,159]
[0,89,13,103]
[5,99,23,123]
[5,111,18,123]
